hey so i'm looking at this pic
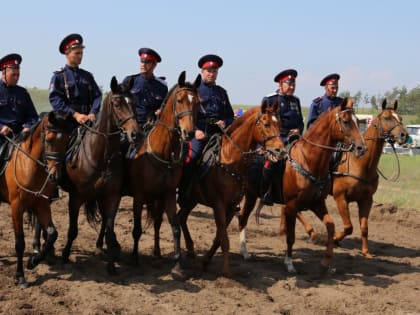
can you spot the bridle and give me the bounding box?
[301,108,358,152]
[364,110,403,143]
[147,86,198,166]
[6,120,67,199]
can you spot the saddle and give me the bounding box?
[197,134,222,177]
[66,125,89,168]
[0,140,15,176]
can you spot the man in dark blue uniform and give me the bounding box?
[260,69,304,205]
[49,33,102,129]
[122,47,168,132]
[178,54,234,207]
[307,73,343,129]
[0,53,39,150]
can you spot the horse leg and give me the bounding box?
[131,197,143,264]
[358,197,373,258]
[203,206,231,277]
[151,202,163,258]
[27,201,58,269]
[238,195,257,259]
[296,211,317,239]
[313,202,335,274]
[333,195,353,244]
[11,202,27,287]
[178,205,196,258]
[283,207,297,273]
[95,219,106,254]
[98,196,122,275]
[62,195,82,263]
[32,218,42,254]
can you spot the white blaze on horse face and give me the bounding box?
[272,115,278,123]
[188,94,193,103]
[392,112,400,122]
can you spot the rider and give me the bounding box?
[49,33,102,130]
[178,54,234,207]
[307,73,343,129]
[260,69,304,206]
[0,53,39,158]
[122,47,168,134]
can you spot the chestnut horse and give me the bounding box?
[293,99,408,258]
[237,98,366,275]
[34,76,138,275]
[128,71,200,270]
[177,100,285,277]
[0,112,73,286]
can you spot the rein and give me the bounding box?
[146,86,196,167]
[5,121,65,199]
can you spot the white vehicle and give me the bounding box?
[406,124,420,148]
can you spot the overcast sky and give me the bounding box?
[3,0,419,107]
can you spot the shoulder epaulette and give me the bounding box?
[312,96,322,103]
[155,76,167,86]
[265,92,278,98]
[53,67,65,74]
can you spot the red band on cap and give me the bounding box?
[326,78,338,85]
[140,53,157,62]
[279,74,295,82]
[66,39,80,49]
[202,61,219,69]
[1,60,18,69]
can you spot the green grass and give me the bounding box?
[375,154,420,209]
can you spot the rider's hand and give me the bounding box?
[87,113,96,122]
[195,129,206,140]
[73,112,89,124]
[0,125,12,136]
[215,120,226,130]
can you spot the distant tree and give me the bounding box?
[353,91,363,108]
[370,95,378,109]
[363,93,370,107]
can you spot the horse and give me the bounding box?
[237,97,366,275]
[0,111,73,287]
[290,99,408,258]
[177,99,285,277]
[33,76,138,275]
[125,71,200,273]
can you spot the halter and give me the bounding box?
[147,86,198,166]
[6,120,67,199]
[301,108,357,152]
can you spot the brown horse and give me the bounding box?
[128,71,201,270]
[292,99,408,258]
[177,100,285,277]
[0,112,73,286]
[237,97,366,275]
[34,76,138,275]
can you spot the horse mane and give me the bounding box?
[160,81,198,111]
[226,106,259,136]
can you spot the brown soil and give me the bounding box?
[0,195,419,315]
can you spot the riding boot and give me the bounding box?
[260,160,274,206]
[178,163,195,208]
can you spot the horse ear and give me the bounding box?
[110,76,118,93]
[193,74,201,88]
[261,98,268,113]
[381,99,387,110]
[126,76,135,91]
[48,111,57,125]
[393,99,398,110]
[178,71,186,87]
[341,97,348,111]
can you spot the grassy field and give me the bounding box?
[375,154,420,209]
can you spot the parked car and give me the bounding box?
[406,125,420,148]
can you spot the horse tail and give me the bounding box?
[84,199,100,226]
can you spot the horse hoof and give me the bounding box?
[107,264,118,276]
[171,263,187,281]
[26,255,38,270]
[17,277,29,288]
[363,252,374,259]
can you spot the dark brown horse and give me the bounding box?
[177,100,285,277]
[237,97,366,275]
[127,71,200,271]
[291,99,408,258]
[34,76,138,275]
[0,112,73,286]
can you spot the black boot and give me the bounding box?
[260,161,274,206]
[178,163,195,208]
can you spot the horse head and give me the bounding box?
[257,98,285,161]
[108,76,138,143]
[162,71,200,141]
[333,97,366,157]
[373,99,408,145]
[43,111,74,183]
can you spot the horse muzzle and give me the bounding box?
[265,147,287,162]
[181,129,195,142]
[352,143,367,158]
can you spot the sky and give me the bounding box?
[3,0,420,107]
